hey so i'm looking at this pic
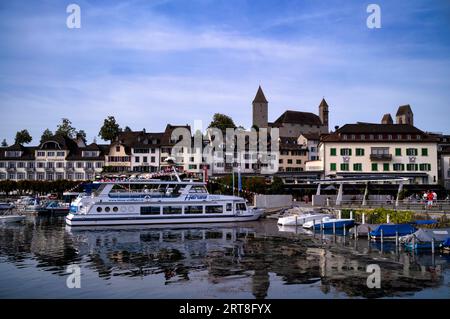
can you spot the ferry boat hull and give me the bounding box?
[66,211,263,226]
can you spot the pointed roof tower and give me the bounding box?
[319,98,329,108]
[253,86,268,103]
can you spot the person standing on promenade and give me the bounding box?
[426,190,434,209]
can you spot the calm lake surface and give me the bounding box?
[0,216,449,299]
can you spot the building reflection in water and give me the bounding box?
[0,217,448,298]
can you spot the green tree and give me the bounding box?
[40,129,53,143]
[208,113,236,133]
[1,139,7,147]
[56,118,76,138]
[269,176,284,194]
[99,116,121,142]
[14,129,32,145]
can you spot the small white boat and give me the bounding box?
[303,216,355,229]
[277,213,332,226]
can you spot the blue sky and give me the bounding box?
[0,0,449,144]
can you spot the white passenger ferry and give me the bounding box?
[66,168,263,226]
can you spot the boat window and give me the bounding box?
[205,205,223,214]
[189,186,207,193]
[96,207,102,212]
[113,207,118,212]
[163,206,182,215]
[105,207,111,212]
[141,206,161,215]
[185,205,203,214]
[226,203,232,211]
[236,203,246,211]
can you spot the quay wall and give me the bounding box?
[254,194,293,209]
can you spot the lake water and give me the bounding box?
[0,216,449,299]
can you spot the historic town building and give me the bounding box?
[313,123,439,184]
[0,135,107,181]
[251,86,329,137]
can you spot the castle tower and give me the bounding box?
[381,113,393,124]
[318,98,329,131]
[396,104,414,125]
[252,86,268,129]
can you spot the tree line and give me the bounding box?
[2,113,239,147]
[0,180,82,197]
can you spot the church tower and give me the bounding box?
[252,86,268,129]
[319,98,329,131]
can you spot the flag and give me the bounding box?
[238,166,242,193]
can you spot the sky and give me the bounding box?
[0,0,449,144]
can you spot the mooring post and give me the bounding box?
[343,225,346,237]
[412,235,416,253]
[367,227,371,240]
[381,229,384,245]
[313,218,315,231]
[355,225,358,239]
[395,231,399,247]
[432,237,435,254]
[362,213,366,225]
[387,214,390,224]
[295,215,298,227]
[350,210,353,220]
[333,222,336,235]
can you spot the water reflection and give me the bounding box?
[0,217,449,298]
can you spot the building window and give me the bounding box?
[47,151,55,157]
[330,148,336,156]
[353,163,362,171]
[135,156,140,163]
[37,173,45,180]
[47,162,54,169]
[421,148,428,156]
[340,148,352,156]
[75,173,84,180]
[371,163,378,171]
[188,164,197,169]
[151,156,155,163]
[116,146,120,152]
[383,163,390,171]
[205,206,223,214]
[393,164,405,171]
[406,148,418,156]
[340,163,349,171]
[17,173,25,180]
[355,148,365,156]
[77,162,83,168]
[419,164,431,171]
[8,173,16,180]
[407,164,418,171]
[86,162,93,169]
[56,173,64,180]
[17,162,24,168]
[279,159,283,164]
[57,151,65,157]
[37,151,45,157]
[163,206,182,215]
[96,162,103,168]
[395,148,402,156]
[287,159,292,164]
[296,159,301,165]
[56,162,64,168]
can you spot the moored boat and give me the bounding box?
[401,228,450,250]
[277,212,332,226]
[0,202,15,210]
[303,216,355,230]
[0,215,25,224]
[369,224,416,240]
[66,168,263,227]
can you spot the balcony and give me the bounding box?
[370,154,392,161]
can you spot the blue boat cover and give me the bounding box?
[370,224,416,237]
[412,220,438,225]
[442,238,450,247]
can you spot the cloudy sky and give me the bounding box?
[1,0,449,144]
